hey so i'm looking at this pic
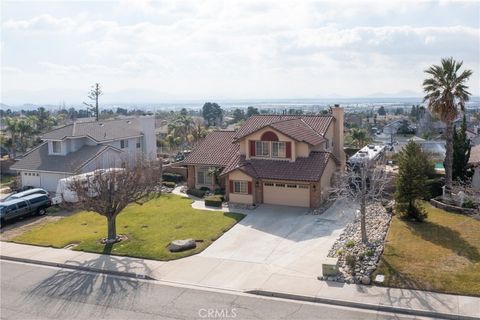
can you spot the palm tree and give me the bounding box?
[423,57,473,193]
[17,118,34,152]
[4,117,19,158]
[350,128,371,149]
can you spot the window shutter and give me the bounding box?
[248,181,252,194]
[229,180,234,193]
[286,142,292,158]
[250,141,256,156]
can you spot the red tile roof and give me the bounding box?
[221,151,337,182]
[233,115,333,145]
[183,131,239,166]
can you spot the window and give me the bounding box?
[17,201,27,209]
[255,141,270,157]
[275,183,285,187]
[120,139,129,149]
[264,182,274,186]
[298,185,309,189]
[287,184,298,188]
[197,168,213,185]
[52,141,61,153]
[233,181,247,194]
[272,142,286,158]
[136,137,142,149]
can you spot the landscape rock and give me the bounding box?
[168,239,196,252]
[325,203,392,284]
[361,275,371,285]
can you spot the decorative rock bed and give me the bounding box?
[322,202,392,284]
[168,239,197,252]
[227,203,257,210]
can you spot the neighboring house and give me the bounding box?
[468,144,480,190]
[466,127,480,146]
[11,117,156,192]
[183,106,346,208]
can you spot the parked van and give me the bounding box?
[0,194,52,227]
[3,188,48,202]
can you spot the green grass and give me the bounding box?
[374,202,480,296]
[13,194,245,260]
[0,175,15,187]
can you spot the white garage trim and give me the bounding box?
[263,181,310,207]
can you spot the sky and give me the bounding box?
[1,0,479,105]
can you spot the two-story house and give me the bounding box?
[11,117,156,192]
[183,106,345,208]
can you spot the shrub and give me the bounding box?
[463,199,476,209]
[366,248,375,257]
[204,195,223,207]
[162,173,183,183]
[214,188,225,195]
[358,252,365,261]
[336,249,344,256]
[186,188,206,198]
[162,181,176,188]
[346,254,356,270]
[425,177,444,199]
[199,186,211,192]
[397,201,427,222]
[345,240,355,248]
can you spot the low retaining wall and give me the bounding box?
[429,198,477,215]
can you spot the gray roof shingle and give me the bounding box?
[11,143,121,173]
[42,118,145,141]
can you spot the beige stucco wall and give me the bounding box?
[228,170,253,204]
[320,158,337,200]
[295,142,310,158]
[239,127,297,161]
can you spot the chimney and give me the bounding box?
[331,104,346,171]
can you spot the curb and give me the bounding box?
[0,255,157,281]
[247,290,477,320]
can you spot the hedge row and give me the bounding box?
[186,188,206,198]
[162,181,176,188]
[162,173,184,183]
[204,195,223,207]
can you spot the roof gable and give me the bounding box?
[234,115,333,145]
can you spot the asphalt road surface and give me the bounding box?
[0,260,428,320]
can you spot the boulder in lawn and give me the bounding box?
[168,239,197,252]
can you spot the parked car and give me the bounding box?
[3,188,48,202]
[0,194,51,227]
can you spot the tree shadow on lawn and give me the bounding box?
[375,259,458,313]
[405,220,480,263]
[22,244,151,318]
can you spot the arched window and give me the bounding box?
[261,131,279,141]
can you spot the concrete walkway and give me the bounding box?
[1,242,478,319]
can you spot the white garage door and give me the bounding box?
[22,172,41,188]
[263,182,310,207]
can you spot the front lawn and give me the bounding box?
[0,175,15,187]
[13,194,245,260]
[374,202,480,296]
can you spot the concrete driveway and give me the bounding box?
[154,200,356,290]
[200,201,355,277]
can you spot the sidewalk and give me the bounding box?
[1,241,478,319]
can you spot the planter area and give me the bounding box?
[324,203,392,284]
[429,197,477,215]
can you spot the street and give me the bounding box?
[0,260,425,320]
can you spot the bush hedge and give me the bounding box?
[162,181,176,188]
[186,188,206,198]
[204,195,223,207]
[214,188,225,195]
[199,186,211,192]
[162,173,183,183]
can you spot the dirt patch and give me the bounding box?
[0,208,76,241]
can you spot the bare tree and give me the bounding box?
[83,83,103,121]
[68,159,162,243]
[329,161,390,243]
